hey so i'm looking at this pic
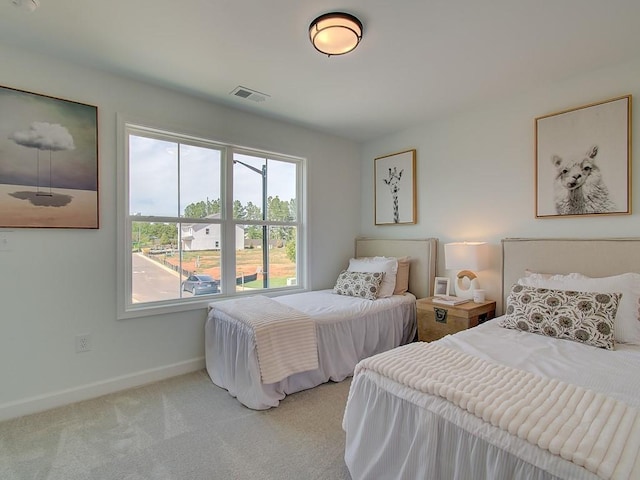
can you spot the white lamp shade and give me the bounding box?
[444,242,489,271]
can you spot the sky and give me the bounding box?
[0,86,98,191]
[129,134,297,217]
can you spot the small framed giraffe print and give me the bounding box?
[374,149,416,225]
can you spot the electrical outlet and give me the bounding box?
[75,334,91,353]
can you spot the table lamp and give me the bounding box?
[444,242,489,299]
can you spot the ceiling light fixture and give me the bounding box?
[309,12,363,57]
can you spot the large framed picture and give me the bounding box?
[374,149,416,225]
[535,95,631,218]
[0,85,99,228]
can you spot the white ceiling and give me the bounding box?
[2,0,640,143]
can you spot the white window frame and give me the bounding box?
[116,115,307,319]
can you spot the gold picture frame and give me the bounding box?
[535,95,631,218]
[374,149,416,225]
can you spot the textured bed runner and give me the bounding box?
[213,296,318,384]
[355,342,640,480]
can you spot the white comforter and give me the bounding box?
[205,289,416,409]
[343,318,640,480]
[353,342,640,479]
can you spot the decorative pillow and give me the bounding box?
[393,257,411,295]
[500,284,620,350]
[348,256,398,298]
[518,272,640,345]
[334,270,383,300]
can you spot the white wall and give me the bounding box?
[0,44,361,420]
[361,56,640,311]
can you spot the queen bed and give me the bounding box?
[205,237,437,410]
[343,238,640,480]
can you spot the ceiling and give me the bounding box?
[2,0,640,143]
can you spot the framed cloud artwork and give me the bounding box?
[535,95,631,218]
[0,85,99,228]
[374,149,416,225]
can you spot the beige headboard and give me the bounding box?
[502,237,640,308]
[355,237,438,299]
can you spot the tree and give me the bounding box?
[133,222,178,248]
[179,196,297,243]
[244,201,262,221]
[267,195,291,222]
[285,239,296,263]
[233,200,246,220]
[288,198,297,221]
[183,198,220,218]
[243,201,263,239]
[267,196,294,244]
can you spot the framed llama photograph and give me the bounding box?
[374,149,416,225]
[535,95,631,218]
[0,85,99,228]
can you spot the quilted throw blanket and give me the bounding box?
[213,296,318,384]
[355,343,640,480]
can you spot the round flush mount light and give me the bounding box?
[309,12,363,56]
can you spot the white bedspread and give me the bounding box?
[354,342,640,480]
[344,319,640,480]
[206,289,416,409]
[211,296,318,384]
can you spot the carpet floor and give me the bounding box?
[0,370,353,480]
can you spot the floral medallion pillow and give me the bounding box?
[500,284,621,350]
[334,270,383,300]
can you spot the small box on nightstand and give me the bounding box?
[416,297,496,342]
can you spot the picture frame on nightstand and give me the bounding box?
[434,277,450,296]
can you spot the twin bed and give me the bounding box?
[343,238,640,480]
[205,237,437,410]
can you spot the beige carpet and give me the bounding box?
[0,370,353,480]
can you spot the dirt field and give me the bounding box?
[163,246,296,285]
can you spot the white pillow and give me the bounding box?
[348,256,398,298]
[519,271,588,284]
[518,272,640,345]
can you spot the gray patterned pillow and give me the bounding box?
[500,284,621,350]
[333,270,383,300]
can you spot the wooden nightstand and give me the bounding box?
[416,297,496,342]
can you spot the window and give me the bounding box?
[120,122,304,316]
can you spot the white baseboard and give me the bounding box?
[0,357,205,422]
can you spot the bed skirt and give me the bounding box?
[343,371,600,480]
[206,293,416,409]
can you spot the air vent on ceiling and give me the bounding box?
[230,86,270,103]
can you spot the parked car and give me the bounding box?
[182,274,219,295]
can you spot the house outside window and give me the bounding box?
[120,122,304,317]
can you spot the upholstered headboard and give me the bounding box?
[502,237,640,308]
[355,237,438,299]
